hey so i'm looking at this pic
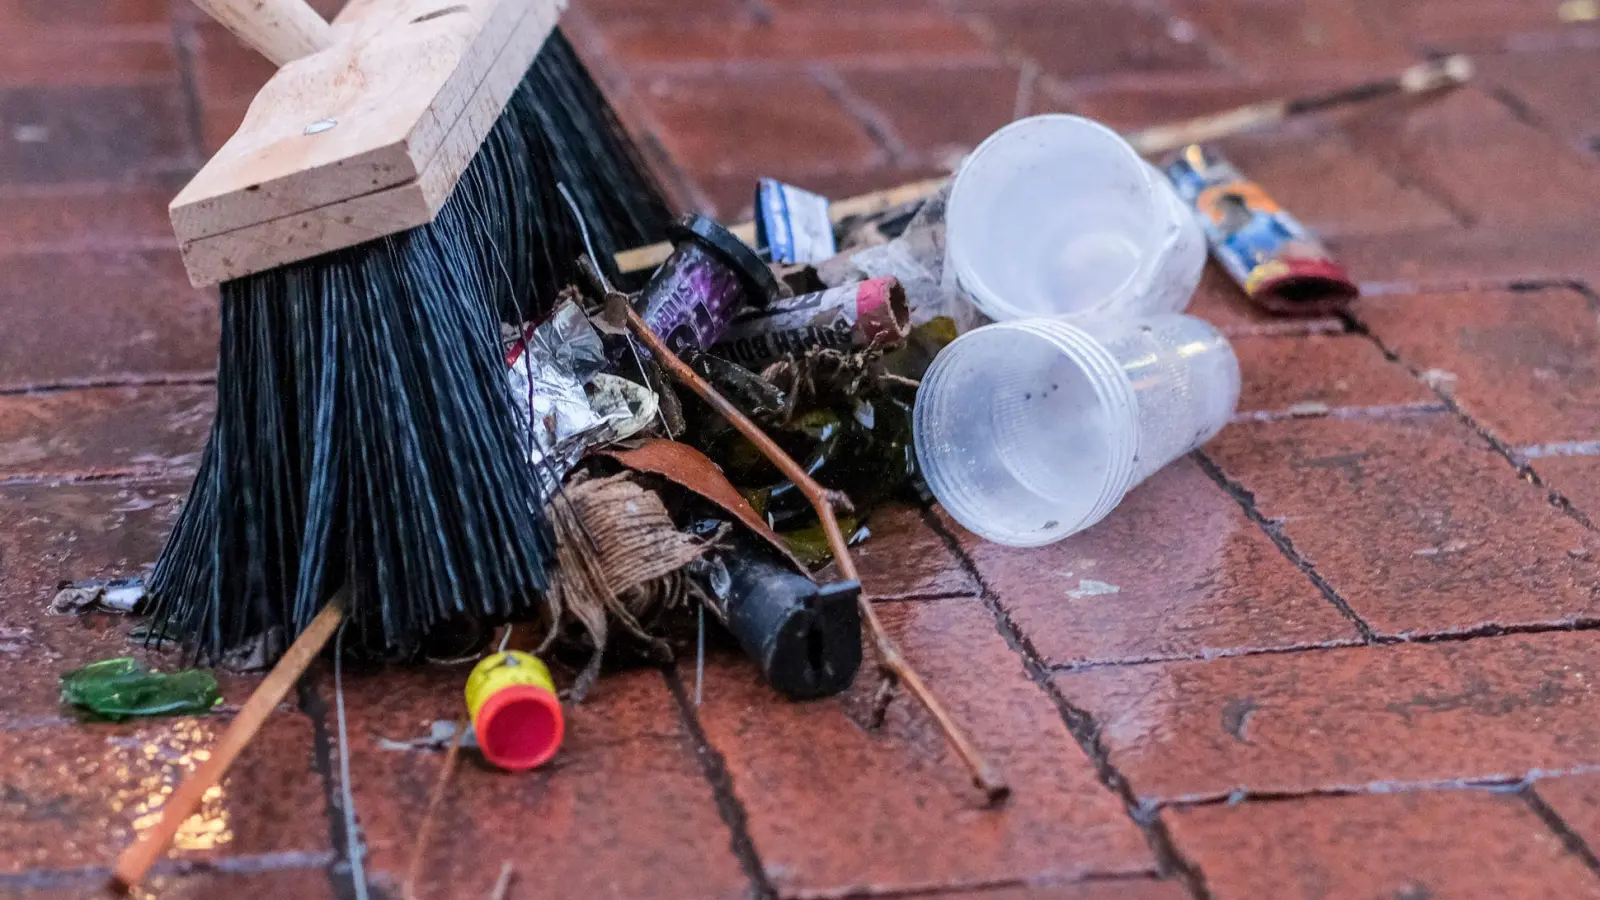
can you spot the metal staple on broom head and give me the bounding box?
[146,32,674,662]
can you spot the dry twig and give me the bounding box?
[404,722,468,900]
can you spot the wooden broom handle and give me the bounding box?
[191,0,336,66]
[110,602,346,894]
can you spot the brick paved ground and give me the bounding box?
[3,0,1600,898]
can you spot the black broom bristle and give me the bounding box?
[146,30,674,661]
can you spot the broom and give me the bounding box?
[116,0,670,890]
[145,0,672,662]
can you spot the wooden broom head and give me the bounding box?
[171,0,568,288]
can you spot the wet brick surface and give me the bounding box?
[1058,631,1600,804]
[1206,413,1600,637]
[691,597,1155,896]
[4,0,1600,895]
[1167,791,1600,900]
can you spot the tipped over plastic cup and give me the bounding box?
[946,114,1206,325]
[914,313,1240,547]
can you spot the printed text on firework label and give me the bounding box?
[717,284,862,366]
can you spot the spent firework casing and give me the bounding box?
[713,278,911,367]
[1165,144,1359,315]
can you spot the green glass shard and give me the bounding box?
[60,657,222,722]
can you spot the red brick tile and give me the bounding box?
[1359,0,1600,52]
[0,479,220,723]
[1534,771,1600,853]
[969,2,1219,83]
[0,250,219,391]
[904,882,1189,900]
[0,480,184,604]
[1167,791,1600,900]
[602,13,990,67]
[0,180,181,252]
[1340,88,1600,230]
[836,64,1062,160]
[1531,454,1600,524]
[1206,414,1600,637]
[1482,48,1600,156]
[1058,631,1600,803]
[0,386,212,480]
[14,869,338,900]
[634,71,883,179]
[576,0,752,26]
[1233,334,1436,415]
[694,597,1156,896]
[1219,130,1458,239]
[1356,287,1600,446]
[826,504,977,600]
[339,666,751,900]
[1334,223,1600,292]
[0,85,192,184]
[0,0,172,29]
[0,716,327,871]
[1169,0,1412,77]
[936,458,1357,668]
[1187,264,1345,337]
[0,31,180,86]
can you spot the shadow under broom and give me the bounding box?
[145,32,674,663]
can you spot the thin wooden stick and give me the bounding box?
[487,862,515,900]
[111,599,347,893]
[612,55,1473,275]
[404,722,468,900]
[628,310,1010,804]
[613,177,949,275]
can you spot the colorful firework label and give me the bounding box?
[1165,144,1358,315]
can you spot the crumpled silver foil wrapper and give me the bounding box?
[505,300,629,492]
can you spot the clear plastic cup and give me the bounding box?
[945,114,1207,326]
[914,313,1240,547]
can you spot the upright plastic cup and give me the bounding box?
[946,115,1206,325]
[914,313,1240,547]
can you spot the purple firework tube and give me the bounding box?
[637,214,781,355]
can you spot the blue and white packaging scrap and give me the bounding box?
[754,179,837,266]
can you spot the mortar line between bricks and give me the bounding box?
[785,875,1029,900]
[559,10,712,216]
[1330,113,1480,230]
[0,373,218,397]
[785,871,1181,900]
[1522,786,1600,880]
[1049,637,1368,674]
[807,64,913,168]
[0,850,338,890]
[0,468,197,488]
[296,668,361,900]
[1157,767,1600,811]
[663,668,778,900]
[917,508,1214,900]
[1190,450,1379,643]
[930,0,1078,116]
[1358,277,1595,299]
[1339,310,1600,533]
[1515,440,1600,459]
[1231,401,1448,424]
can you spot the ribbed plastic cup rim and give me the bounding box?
[915,318,1141,548]
[946,114,1162,324]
